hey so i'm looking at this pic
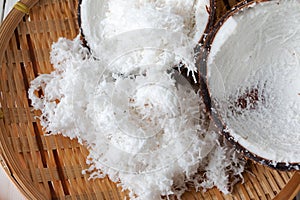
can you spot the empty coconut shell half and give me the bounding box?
[198,0,300,171]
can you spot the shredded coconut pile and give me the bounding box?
[29,0,245,199]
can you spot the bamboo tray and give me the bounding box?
[0,0,299,199]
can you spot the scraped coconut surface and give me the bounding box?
[208,0,300,166]
[28,0,246,199]
[80,0,210,58]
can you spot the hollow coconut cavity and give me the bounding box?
[204,0,300,170]
[79,0,210,58]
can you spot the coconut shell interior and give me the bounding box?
[199,0,300,171]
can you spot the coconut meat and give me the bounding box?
[29,36,246,199]
[80,0,210,56]
[208,0,300,164]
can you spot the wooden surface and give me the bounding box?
[0,1,25,199]
[0,0,299,200]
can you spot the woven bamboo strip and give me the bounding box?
[274,172,300,200]
[245,171,267,200]
[0,0,39,63]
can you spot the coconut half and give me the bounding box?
[79,0,211,57]
[199,0,300,170]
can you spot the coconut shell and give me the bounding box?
[197,0,300,171]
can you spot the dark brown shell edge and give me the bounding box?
[196,0,300,171]
[77,0,90,51]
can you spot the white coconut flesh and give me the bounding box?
[208,0,300,164]
[80,0,210,58]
